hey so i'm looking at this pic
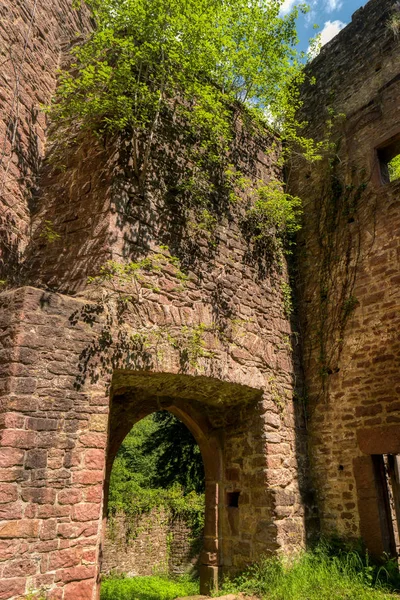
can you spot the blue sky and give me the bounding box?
[280,0,369,53]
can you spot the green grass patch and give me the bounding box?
[100,575,199,600]
[217,545,400,600]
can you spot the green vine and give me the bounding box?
[39,220,61,244]
[313,151,367,387]
[108,484,205,542]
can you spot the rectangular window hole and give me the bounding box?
[227,491,240,508]
[377,137,400,184]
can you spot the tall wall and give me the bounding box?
[292,0,400,552]
[0,0,92,279]
[0,2,308,596]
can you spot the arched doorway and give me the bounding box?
[101,375,224,594]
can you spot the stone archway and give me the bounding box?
[100,369,263,595]
[0,287,307,600]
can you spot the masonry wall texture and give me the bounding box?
[0,2,309,599]
[0,0,399,599]
[0,0,92,281]
[101,509,200,577]
[290,0,400,556]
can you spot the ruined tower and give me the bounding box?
[0,0,399,598]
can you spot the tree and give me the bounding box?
[52,0,316,191]
[107,412,205,525]
[143,411,205,494]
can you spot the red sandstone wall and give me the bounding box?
[0,0,92,279]
[0,87,308,597]
[0,284,306,599]
[292,0,400,548]
[0,287,106,600]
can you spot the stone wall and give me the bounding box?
[102,509,200,577]
[291,0,400,553]
[0,279,306,599]
[0,24,308,594]
[0,0,92,280]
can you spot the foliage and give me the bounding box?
[171,323,217,369]
[53,0,312,149]
[388,153,400,182]
[109,414,160,494]
[308,147,367,387]
[50,0,321,256]
[280,281,293,318]
[101,574,199,600]
[217,542,400,600]
[143,411,205,494]
[108,414,205,538]
[39,220,61,244]
[85,251,221,373]
[387,2,400,37]
[245,179,302,255]
[87,249,188,296]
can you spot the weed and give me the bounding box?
[216,543,400,600]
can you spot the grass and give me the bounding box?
[100,545,400,600]
[100,574,199,600]
[217,544,400,600]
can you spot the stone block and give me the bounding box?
[71,503,101,522]
[0,520,39,539]
[25,449,48,469]
[72,470,104,486]
[0,448,24,468]
[63,579,95,600]
[84,449,105,470]
[0,484,18,504]
[49,547,83,570]
[0,430,36,449]
[0,577,26,600]
[21,487,56,504]
[3,557,38,578]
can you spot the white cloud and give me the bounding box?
[307,19,346,58]
[325,0,343,12]
[279,0,297,16]
[319,19,346,46]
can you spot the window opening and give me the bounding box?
[377,138,400,184]
[227,491,240,508]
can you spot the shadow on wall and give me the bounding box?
[25,103,283,295]
[1,104,42,284]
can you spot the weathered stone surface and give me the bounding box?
[102,508,200,578]
[0,0,398,599]
[291,0,400,553]
[0,0,92,280]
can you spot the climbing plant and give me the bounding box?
[304,143,369,392]
[70,246,227,390]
